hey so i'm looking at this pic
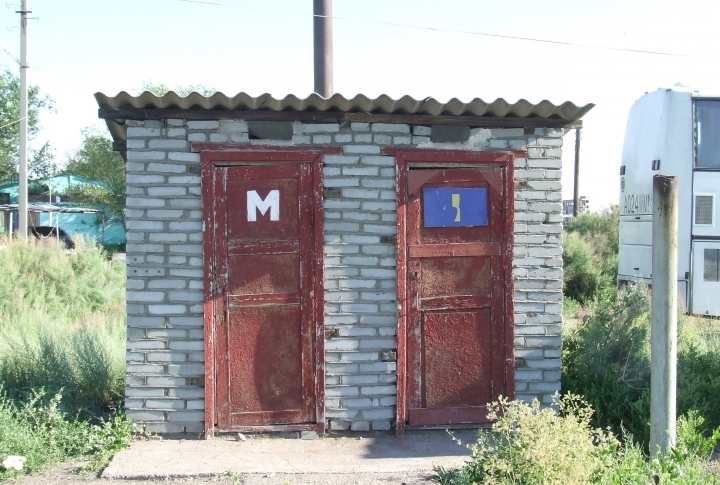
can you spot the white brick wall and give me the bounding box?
[124,117,564,433]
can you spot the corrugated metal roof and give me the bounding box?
[96,91,594,119]
[96,91,593,158]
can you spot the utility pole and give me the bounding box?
[18,0,29,240]
[650,175,679,456]
[573,127,581,217]
[313,0,333,97]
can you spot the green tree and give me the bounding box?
[138,81,216,97]
[0,68,55,181]
[563,206,620,303]
[64,129,125,229]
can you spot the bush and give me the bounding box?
[434,395,719,485]
[563,207,619,304]
[436,394,616,485]
[562,285,652,446]
[563,283,720,449]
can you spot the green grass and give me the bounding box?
[0,237,132,479]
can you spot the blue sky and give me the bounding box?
[1,0,718,208]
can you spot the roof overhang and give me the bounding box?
[96,91,594,159]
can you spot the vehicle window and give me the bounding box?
[696,100,720,169]
[705,248,720,282]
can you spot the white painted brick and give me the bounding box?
[149,139,188,149]
[324,155,359,165]
[148,304,186,315]
[127,127,161,137]
[148,186,187,197]
[219,120,248,133]
[326,387,360,397]
[335,133,352,143]
[127,198,165,208]
[147,163,186,173]
[313,135,332,144]
[342,166,379,176]
[167,128,186,138]
[354,133,373,143]
[360,385,396,395]
[187,133,206,142]
[360,156,394,166]
[325,178,360,188]
[371,123,410,133]
[351,122,370,131]
[304,123,340,133]
[342,188,379,199]
[350,421,370,431]
[127,151,166,161]
[168,152,200,162]
[344,145,381,155]
[187,120,219,130]
[491,128,524,137]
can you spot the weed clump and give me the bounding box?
[0,237,131,478]
[435,395,719,485]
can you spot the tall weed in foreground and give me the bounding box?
[0,238,131,477]
[434,395,719,485]
[0,237,126,408]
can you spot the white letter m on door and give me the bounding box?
[247,190,280,221]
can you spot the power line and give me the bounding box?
[174,0,705,59]
[0,116,25,130]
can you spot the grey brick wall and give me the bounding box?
[123,118,564,433]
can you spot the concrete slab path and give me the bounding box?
[102,430,476,481]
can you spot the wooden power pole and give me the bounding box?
[573,127,581,217]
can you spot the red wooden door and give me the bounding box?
[405,167,511,427]
[213,163,317,430]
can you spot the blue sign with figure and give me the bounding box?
[423,187,488,227]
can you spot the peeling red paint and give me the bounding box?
[389,149,517,433]
[200,147,336,436]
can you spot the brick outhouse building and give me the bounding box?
[97,92,593,435]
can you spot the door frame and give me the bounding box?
[385,148,520,434]
[197,145,340,437]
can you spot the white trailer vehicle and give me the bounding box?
[618,86,720,317]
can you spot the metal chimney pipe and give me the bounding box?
[313,0,333,97]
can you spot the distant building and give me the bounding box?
[562,196,589,224]
[0,173,125,245]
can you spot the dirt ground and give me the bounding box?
[10,462,435,485]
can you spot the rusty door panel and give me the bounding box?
[405,166,510,428]
[227,253,300,295]
[423,310,492,409]
[214,162,317,431]
[228,306,304,425]
[419,257,491,297]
